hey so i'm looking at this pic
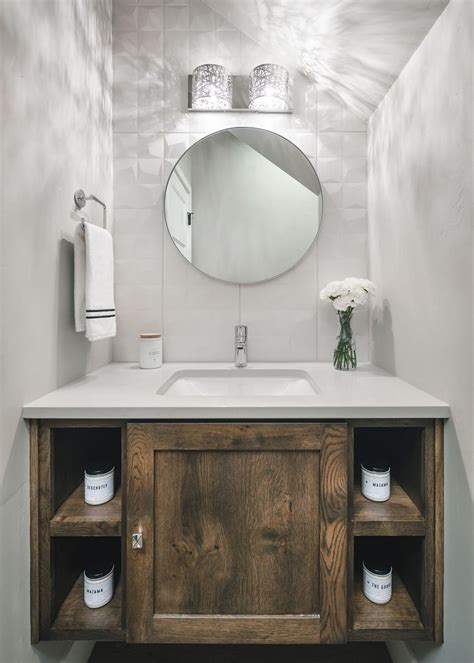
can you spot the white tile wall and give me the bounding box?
[112,0,369,362]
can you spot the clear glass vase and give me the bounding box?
[334,309,357,371]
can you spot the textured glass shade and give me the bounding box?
[192,64,232,110]
[249,64,290,111]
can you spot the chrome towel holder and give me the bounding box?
[74,189,107,229]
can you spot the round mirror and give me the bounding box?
[164,127,323,284]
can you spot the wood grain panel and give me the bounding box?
[126,426,155,642]
[50,483,122,536]
[153,450,319,615]
[320,424,347,643]
[127,423,323,451]
[353,479,425,536]
[434,419,444,644]
[38,422,52,638]
[149,615,320,644]
[30,421,40,643]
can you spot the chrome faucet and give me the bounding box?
[235,325,248,367]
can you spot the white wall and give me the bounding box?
[368,1,473,662]
[0,1,113,661]
[112,0,370,363]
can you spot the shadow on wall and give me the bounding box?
[56,239,89,387]
[371,300,395,374]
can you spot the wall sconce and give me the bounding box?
[191,64,232,110]
[249,64,290,112]
[188,63,292,113]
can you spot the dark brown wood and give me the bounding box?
[420,421,435,636]
[50,573,124,640]
[351,570,424,640]
[146,616,320,644]
[127,422,324,451]
[50,483,121,536]
[89,642,393,663]
[353,478,425,536]
[126,426,154,642]
[153,451,319,615]
[434,419,444,645]
[346,425,354,632]
[30,420,40,643]
[320,425,347,643]
[38,422,53,639]
[126,423,348,645]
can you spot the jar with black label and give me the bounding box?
[84,561,114,609]
[361,457,390,502]
[84,461,115,506]
[363,559,392,604]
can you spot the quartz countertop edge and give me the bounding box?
[22,362,450,420]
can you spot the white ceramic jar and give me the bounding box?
[84,462,115,506]
[363,560,392,604]
[139,332,162,369]
[84,562,114,609]
[361,458,390,502]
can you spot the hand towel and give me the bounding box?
[74,221,116,341]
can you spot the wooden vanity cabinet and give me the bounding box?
[30,418,443,646]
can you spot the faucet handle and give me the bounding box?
[235,325,247,343]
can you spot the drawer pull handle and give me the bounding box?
[132,532,143,550]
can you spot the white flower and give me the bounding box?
[320,277,376,311]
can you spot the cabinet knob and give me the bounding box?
[132,532,143,550]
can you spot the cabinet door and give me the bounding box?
[126,423,347,644]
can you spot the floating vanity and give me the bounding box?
[24,362,448,645]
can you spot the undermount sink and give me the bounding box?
[157,369,318,397]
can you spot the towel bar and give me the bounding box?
[74,189,107,229]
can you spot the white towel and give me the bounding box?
[74,221,116,341]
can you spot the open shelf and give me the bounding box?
[352,570,424,640]
[50,482,122,537]
[353,478,425,536]
[50,573,124,641]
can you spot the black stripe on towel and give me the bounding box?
[86,308,116,312]
[86,314,116,319]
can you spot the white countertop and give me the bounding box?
[22,362,449,419]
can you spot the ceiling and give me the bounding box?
[204,0,450,117]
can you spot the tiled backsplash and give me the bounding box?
[112,0,369,362]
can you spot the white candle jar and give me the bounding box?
[139,332,163,369]
[363,560,392,604]
[84,462,115,506]
[361,458,390,502]
[84,562,114,609]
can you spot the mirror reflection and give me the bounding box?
[165,127,323,284]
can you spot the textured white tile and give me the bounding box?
[163,234,239,361]
[113,82,138,131]
[138,6,163,30]
[343,132,367,157]
[113,54,138,84]
[343,183,367,208]
[343,157,366,183]
[317,158,343,183]
[138,132,163,157]
[164,5,189,30]
[241,245,318,361]
[190,2,216,31]
[215,30,241,58]
[113,3,138,31]
[164,132,189,158]
[318,101,344,132]
[317,133,343,158]
[114,132,138,158]
[343,108,367,132]
[189,30,217,62]
[138,158,163,183]
[138,80,163,131]
[138,31,164,56]
[113,31,138,57]
[321,183,343,209]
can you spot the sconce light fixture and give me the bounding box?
[191,64,232,110]
[249,64,290,112]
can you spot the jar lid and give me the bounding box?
[363,559,392,576]
[84,460,114,476]
[361,458,390,473]
[84,561,114,580]
[140,332,161,339]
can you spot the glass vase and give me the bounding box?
[334,309,357,371]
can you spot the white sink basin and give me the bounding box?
[157,369,318,397]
